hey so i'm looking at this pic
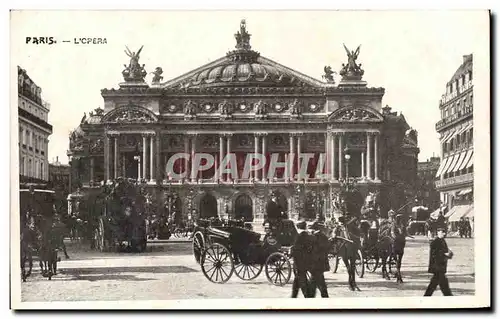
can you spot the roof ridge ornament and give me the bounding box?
[235,19,251,50]
[226,19,260,63]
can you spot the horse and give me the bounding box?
[20,213,37,282]
[330,223,362,291]
[329,188,364,291]
[377,215,407,283]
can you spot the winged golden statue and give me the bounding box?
[343,44,361,70]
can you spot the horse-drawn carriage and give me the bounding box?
[92,179,148,252]
[192,218,297,286]
[20,184,61,281]
[68,179,149,252]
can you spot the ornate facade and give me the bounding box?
[434,54,473,221]
[67,20,419,223]
[18,66,52,183]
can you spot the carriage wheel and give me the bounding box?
[201,243,234,284]
[355,249,365,278]
[94,218,105,252]
[193,231,205,264]
[265,252,292,286]
[365,256,379,273]
[234,263,263,281]
[329,253,340,273]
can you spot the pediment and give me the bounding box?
[102,105,158,124]
[328,106,383,123]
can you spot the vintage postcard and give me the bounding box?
[10,10,490,310]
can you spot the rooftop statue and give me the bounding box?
[340,44,365,81]
[122,45,147,82]
[235,19,251,50]
[323,66,336,83]
[151,67,163,84]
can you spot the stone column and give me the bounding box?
[324,132,329,180]
[374,132,380,181]
[150,135,154,182]
[191,134,197,183]
[366,132,372,180]
[297,133,302,181]
[142,134,147,181]
[338,133,343,180]
[226,133,232,182]
[156,133,161,182]
[90,157,95,183]
[114,135,119,179]
[219,134,225,182]
[289,133,295,182]
[361,152,365,179]
[254,134,260,181]
[184,135,190,182]
[262,133,267,182]
[331,133,336,180]
[104,134,110,182]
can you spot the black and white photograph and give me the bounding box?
[10,10,490,309]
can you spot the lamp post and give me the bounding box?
[344,153,351,181]
[133,155,141,181]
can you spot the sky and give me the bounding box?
[11,10,489,164]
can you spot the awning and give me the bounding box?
[465,151,474,168]
[450,151,467,173]
[458,123,473,136]
[458,150,473,171]
[435,157,450,177]
[463,206,474,218]
[444,206,458,218]
[447,205,473,222]
[445,154,461,174]
[442,154,459,175]
[441,129,457,143]
[458,188,472,196]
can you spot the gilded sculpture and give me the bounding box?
[122,45,147,82]
[340,44,365,80]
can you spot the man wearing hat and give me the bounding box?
[424,227,453,296]
[291,220,314,298]
[308,221,330,298]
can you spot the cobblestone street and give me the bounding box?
[20,236,475,302]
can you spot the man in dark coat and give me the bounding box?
[308,221,330,298]
[424,227,453,296]
[291,220,314,298]
[265,193,283,222]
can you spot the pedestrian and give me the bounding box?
[424,227,453,296]
[308,221,330,298]
[291,220,313,298]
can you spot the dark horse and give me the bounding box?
[378,215,407,283]
[20,211,36,282]
[330,187,364,291]
[36,215,59,280]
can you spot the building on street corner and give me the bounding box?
[18,66,52,184]
[49,156,71,211]
[67,20,419,225]
[434,54,474,231]
[415,156,441,220]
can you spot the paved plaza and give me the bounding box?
[20,236,475,302]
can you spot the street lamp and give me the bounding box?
[133,155,141,181]
[344,153,351,181]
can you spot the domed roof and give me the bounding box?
[163,20,324,90]
[185,58,295,87]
